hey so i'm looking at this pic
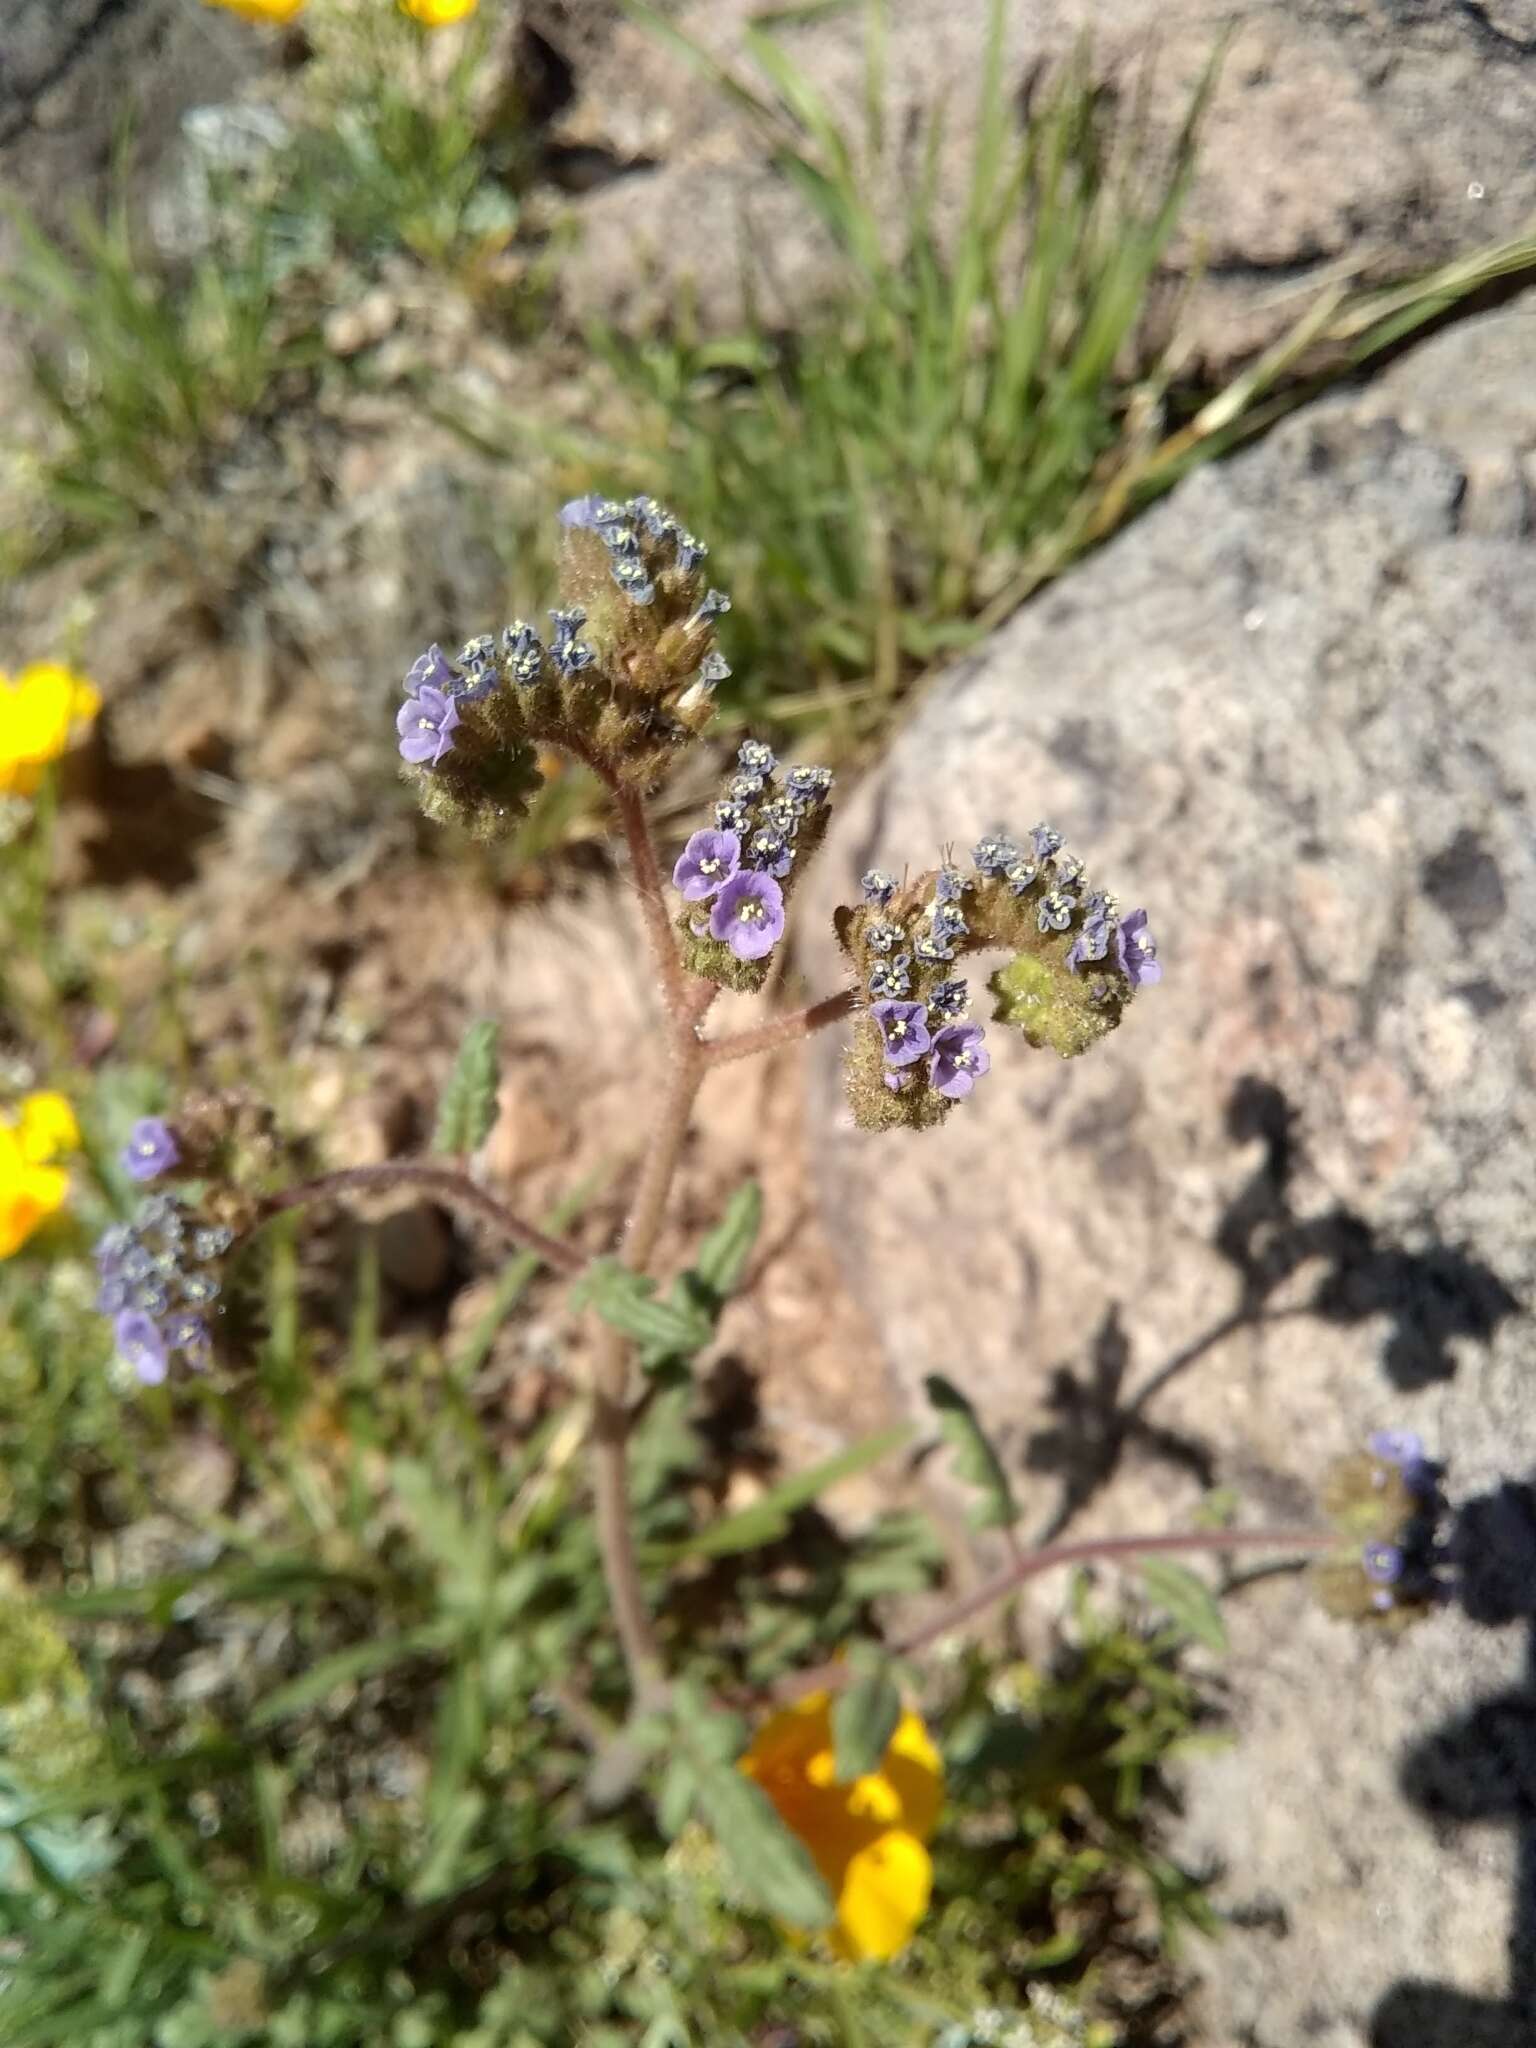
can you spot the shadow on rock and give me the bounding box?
[1373,1479,1536,2043]
[1025,1075,1521,1542]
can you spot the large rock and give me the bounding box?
[800,300,1536,2045]
[0,0,267,216]
[557,0,1536,375]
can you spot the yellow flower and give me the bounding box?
[399,0,479,22]
[739,1690,942,1961]
[201,0,306,22]
[0,664,101,799]
[0,1093,80,1260]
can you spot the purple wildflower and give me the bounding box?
[1369,1428,1435,1497]
[862,870,897,907]
[1362,1541,1404,1586]
[1115,909,1162,988]
[698,651,732,686]
[686,589,731,633]
[784,764,833,811]
[746,829,794,879]
[1004,856,1039,895]
[933,867,966,904]
[1031,823,1063,863]
[708,871,785,961]
[502,621,544,686]
[867,955,912,1000]
[738,738,775,778]
[929,1022,990,1099]
[559,495,605,529]
[865,920,905,955]
[929,978,969,1021]
[548,607,595,677]
[973,833,1019,878]
[673,828,741,901]
[164,1313,212,1364]
[115,1310,168,1386]
[629,495,675,540]
[404,644,455,697]
[675,531,708,575]
[396,686,460,767]
[870,1000,931,1069]
[610,552,655,606]
[122,1118,180,1183]
[1066,893,1114,974]
[1037,888,1077,935]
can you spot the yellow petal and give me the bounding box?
[741,1692,837,1780]
[16,1093,80,1166]
[880,1708,944,1843]
[202,0,306,19]
[0,1141,70,1259]
[0,664,100,793]
[70,679,102,724]
[400,0,479,21]
[833,1828,932,1961]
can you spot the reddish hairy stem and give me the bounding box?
[262,1164,584,1276]
[702,988,856,1067]
[585,783,717,1707]
[612,781,691,1025]
[771,1524,1338,1706]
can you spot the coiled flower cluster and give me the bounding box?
[92,1101,276,1383]
[1312,1429,1449,1629]
[95,1190,233,1384]
[671,740,835,992]
[396,495,732,839]
[834,825,1161,1131]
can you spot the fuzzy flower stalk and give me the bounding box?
[832,827,1161,1131]
[394,496,733,842]
[669,740,834,994]
[1311,1429,1450,1629]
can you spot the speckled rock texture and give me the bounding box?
[556,0,1536,375]
[0,0,267,212]
[800,300,1536,2046]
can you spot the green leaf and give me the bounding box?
[656,1754,698,1840]
[573,1259,714,1357]
[250,1623,456,1728]
[408,1787,486,1902]
[1139,1559,1228,1653]
[433,1016,501,1155]
[831,1667,902,1784]
[689,1181,762,1302]
[924,1374,1018,1530]
[662,1424,914,1560]
[692,1762,834,1929]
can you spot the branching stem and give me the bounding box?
[586,781,717,1707]
[262,1164,584,1275]
[771,1524,1339,1706]
[703,988,856,1066]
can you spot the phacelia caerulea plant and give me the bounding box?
[87,498,1433,1936]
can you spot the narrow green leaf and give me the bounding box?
[1139,1559,1228,1653]
[665,1423,914,1559]
[693,1763,834,1929]
[689,1180,762,1301]
[433,1016,501,1155]
[250,1623,455,1728]
[831,1667,902,1784]
[656,1754,698,1840]
[574,1258,714,1356]
[924,1373,1018,1529]
[408,1788,486,1902]
[390,1459,482,1579]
